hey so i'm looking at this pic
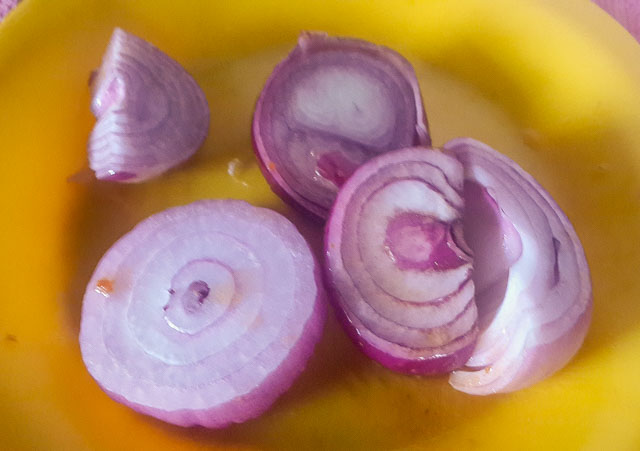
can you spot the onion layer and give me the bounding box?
[79,200,325,427]
[252,32,430,219]
[88,28,209,183]
[324,147,478,374]
[444,138,592,395]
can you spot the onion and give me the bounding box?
[324,147,478,374]
[88,28,209,183]
[444,138,592,395]
[252,32,430,219]
[593,0,640,42]
[79,200,325,427]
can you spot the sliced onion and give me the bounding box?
[593,0,640,42]
[252,32,430,219]
[324,147,478,374]
[88,28,209,183]
[79,200,325,427]
[444,138,592,395]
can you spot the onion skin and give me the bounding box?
[88,28,209,183]
[593,0,640,42]
[79,200,325,427]
[253,32,430,220]
[324,147,478,375]
[444,138,592,395]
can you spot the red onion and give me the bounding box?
[324,147,478,374]
[593,0,640,43]
[88,28,209,183]
[444,138,592,395]
[252,32,430,219]
[79,200,325,427]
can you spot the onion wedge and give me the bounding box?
[88,28,209,182]
[324,147,478,374]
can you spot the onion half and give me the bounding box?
[79,200,325,427]
[88,28,209,183]
[324,147,478,374]
[444,138,592,395]
[253,32,430,219]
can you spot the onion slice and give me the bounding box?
[444,138,592,395]
[79,200,325,427]
[252,32,430,219]
[324,147,478,374]
[88,28,209,182]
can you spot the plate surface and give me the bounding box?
[1,0,640,449]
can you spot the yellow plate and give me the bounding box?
[2,0,640,449]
